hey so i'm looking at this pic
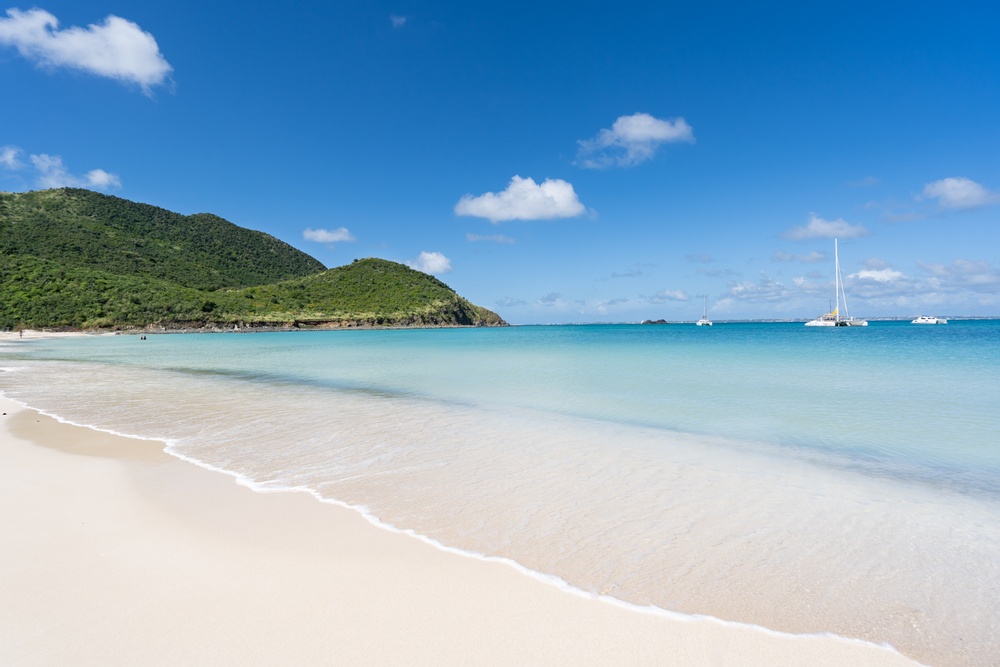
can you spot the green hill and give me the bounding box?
[208,258,507,328]
[0,188,325,289]
[0,189,506,330]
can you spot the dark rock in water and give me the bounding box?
[641,319,669,325]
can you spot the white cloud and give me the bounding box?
[645,289,690,303]
[455,175,586,223]
[783,213,871,240]
[850,268,904,283]
[29,153,121,189]
[917,259,1000,293]
[0,8,172,93]
[389,15,407,28]
[84,168,121,189]
[921,177,999,210]
[576,113,694,168]
[724,274,791,302]
[0,145,23,169]
[466,233,515,244]
[406,251,452,275]
[772,250,826,263]
[303,227,356,244]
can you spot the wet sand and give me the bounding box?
[0,393,920,666]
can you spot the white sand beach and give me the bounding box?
[0,391,921,667]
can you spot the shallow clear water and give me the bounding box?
[3,321,999,665]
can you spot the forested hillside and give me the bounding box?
[0,189,505,330]
[0,188,325,290]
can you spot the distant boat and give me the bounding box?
[912,315,947,324]
[696,296,712,326]
[805,239,867,327]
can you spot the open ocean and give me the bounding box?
[3,321,999,665]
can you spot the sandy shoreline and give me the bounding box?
[0,394,921,666]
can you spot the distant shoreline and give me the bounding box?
[4,317,997,337]
[1,321,506,337]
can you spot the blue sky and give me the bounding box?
[2,1,998,323]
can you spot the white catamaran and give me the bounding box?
[696,295,712,326]
[805,239,867,327]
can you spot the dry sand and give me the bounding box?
[0,394,921,666]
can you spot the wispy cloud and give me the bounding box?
[772,250,826,263]
[406,251,451,275]
[593,297,630,315]
[881,211,925,223]
[847,176,880,188]
[645,289,690,303]
[466,233,515,244]
[0,145,23,169]
[921,177,999,210]
[783,213,871,240]
[496,296,527,308]
[28,153,121,189]
[697,267,740,278]
[576,112,694,169]
[610,262,654,279]
[536,292,563,306]
[303,227,356,245]
[685,253,714,263]
[0,8,172,94]
[917,259,1000,293]
[1,146,121,190]
[724,274,791,302]
[455,175,586,223]
[389,14,407,28]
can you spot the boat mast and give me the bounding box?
[834,239,840,323]
[837,238,853,322]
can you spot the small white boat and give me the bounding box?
[696,296,712,326]
[912,315,947,324]
[805,239,867,327]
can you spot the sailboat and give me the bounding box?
[805,239,867,327]
[696,295,712,326]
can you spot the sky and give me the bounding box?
[1,1,999,323]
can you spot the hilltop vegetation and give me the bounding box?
[222,258,506,327]
[0,189,505,330]
[0,188,325,290]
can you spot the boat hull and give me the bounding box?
[806,318,867,327]
[805,239,866,327]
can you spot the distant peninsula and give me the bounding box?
[0,188,506,331]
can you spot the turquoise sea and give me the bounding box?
[3,321,999,665]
